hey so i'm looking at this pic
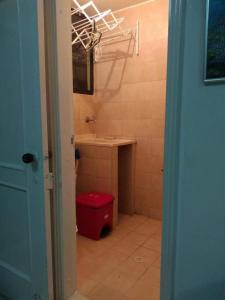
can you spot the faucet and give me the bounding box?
[85,116,96,123]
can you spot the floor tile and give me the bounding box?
[103,269,137,293]
[143,236,161,252]
[89,284,130,300]
[129,246,160,268]
[110,224,133,241]
[99,248,128,266]
[77,278,99,296]
[142,266,161,288]
[134,221,160,237]
[125,279,160,300]
[77,214,162,299]
[121,231,149,246]
[118,214,148,230]
[112,237,140,256]
[125,266,160,299]
[77,255,116,282]
[118,256,148,281]
[152,257,161,269]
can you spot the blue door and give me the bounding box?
[0,1,52,299]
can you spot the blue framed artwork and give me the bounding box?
[205,0,225,83]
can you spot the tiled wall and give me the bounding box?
[74,0,168,219]
[76,145,112,195]
[73,93,96,135]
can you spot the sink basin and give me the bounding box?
[75,136,136,147]
[94,137,116,142]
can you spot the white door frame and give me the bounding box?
[37,1,55,299]
[43,0,77,299]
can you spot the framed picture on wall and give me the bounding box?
[205,0,225,83]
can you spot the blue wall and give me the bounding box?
[173,1,225,299]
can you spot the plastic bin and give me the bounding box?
[76,192,114,240]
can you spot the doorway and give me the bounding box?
[72,0,169,299]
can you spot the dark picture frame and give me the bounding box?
[205,0,225,83]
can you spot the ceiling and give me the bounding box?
[73,0,147,12]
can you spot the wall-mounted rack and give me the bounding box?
[97,20,139,52]
[71,0,139,57]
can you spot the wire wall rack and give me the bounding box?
[71,0,139,57]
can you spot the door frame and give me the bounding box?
[43,0,77,299]
[37,1,55,299]
[161,0,186,299]
[43,0,187,299]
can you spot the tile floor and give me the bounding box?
[77,214,162,300]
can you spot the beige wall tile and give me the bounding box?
[151,138,165,158]
[76,145,111,160]
[74,0,168,219]
[96,120,123,137]
[79,157,111,178]
[135,155,163,175]
[74,94,96,135]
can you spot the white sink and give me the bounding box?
[75,136,136,147]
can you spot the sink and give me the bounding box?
[75,136,136,147]
[94,137,116,142]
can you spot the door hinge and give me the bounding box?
[71,134,75,145]
[46,172,54,190]
[33,294,41,300]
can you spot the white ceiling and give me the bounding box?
[73,0,147,12]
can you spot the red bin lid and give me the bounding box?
[76,192,114,208]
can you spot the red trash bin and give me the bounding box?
[76,192,114,240]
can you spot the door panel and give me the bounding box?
[0,1,51,299]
